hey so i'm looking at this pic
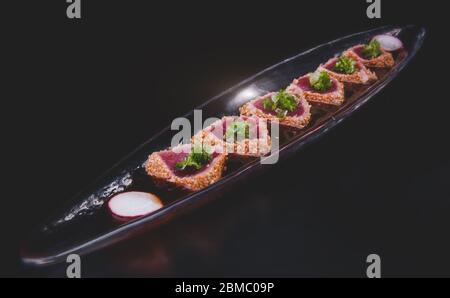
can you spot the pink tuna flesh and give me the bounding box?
[296,76,338,94]
[353,45,368,59]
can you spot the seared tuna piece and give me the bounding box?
[344,43,395,68]
[193,116,271,157]
[145,144,226,191]
[287,71,345,106]
[318,56,377,84]
[239,90,311,129]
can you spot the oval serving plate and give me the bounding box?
[21,25,425,265]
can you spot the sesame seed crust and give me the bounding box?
[192,116,272,157]
[287,77,345,106]
[318,59,377,85]
[344,45,395,68]
[145,148,227,191]
[239,92,311,129]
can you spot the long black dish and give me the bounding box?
[21,25,426,265]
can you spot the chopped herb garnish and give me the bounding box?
[225,121,250,141]
[175,144,212,171]
[309,71,333,92]
[262,90,299,119]
[263,97,276,111]
[361,40,382,59]
[333,56,356,74]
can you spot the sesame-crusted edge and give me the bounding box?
[344,45,395,68]
[239,92,312,129]
[318,58,378,84]
[287,77,345,106]
[145,150,227,191]
[192,116,272,156]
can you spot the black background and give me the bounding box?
[2,1,449,277]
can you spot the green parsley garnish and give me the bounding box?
[333,56,356,74]
[175,144,212,171]
[263,97,276,111]
[361,40,382,59]
[225,121,250,140]
[262,90,298,119]
[309,71,333,92]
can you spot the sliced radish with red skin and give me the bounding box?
[372,35,403,52]
[108,191,163,219]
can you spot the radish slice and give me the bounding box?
[108,191,163,219]
[372,35,403,52]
